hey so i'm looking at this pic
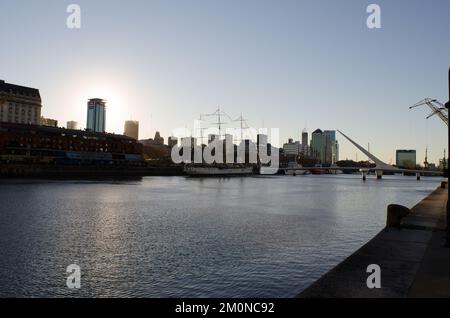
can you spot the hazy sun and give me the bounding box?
[81,82,129,134]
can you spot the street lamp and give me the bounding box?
[446,67,450,246]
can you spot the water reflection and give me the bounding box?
[0,175,442,297]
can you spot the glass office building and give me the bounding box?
[86,98,106,133]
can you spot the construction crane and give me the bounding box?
[410,98,448,126]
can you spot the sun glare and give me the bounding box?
[80,81,129,135]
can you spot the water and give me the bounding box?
[0,174,441,297]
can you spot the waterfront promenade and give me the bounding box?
[298,183,450,298]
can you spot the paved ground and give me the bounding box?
[298,184,449,298]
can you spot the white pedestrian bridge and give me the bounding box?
[281,130,444,180]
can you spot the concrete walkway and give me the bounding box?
[298,184,449,298]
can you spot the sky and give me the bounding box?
[0,0,449,164]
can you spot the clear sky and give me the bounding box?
[1,0,449,164]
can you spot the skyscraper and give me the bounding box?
[311,129,325,162]
[124,120,139,140]
[396,150,416,169]
[324,130,339,164]
[301,130,308,156]
[86,98,106,133]
[311,129,339,164]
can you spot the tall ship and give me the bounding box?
[284,162,309,176]
[182,108,255,177]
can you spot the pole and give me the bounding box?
[446,67,450,246]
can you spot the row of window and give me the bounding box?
[1,102,40,124]
[2,90,39,98]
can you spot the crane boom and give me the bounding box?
[410,98,448,126]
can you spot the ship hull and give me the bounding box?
[184,166,254,177]
[285,170,308,176]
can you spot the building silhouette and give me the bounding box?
[86,98,106,133]
[396,150,416,169]
[310,129,339,164]
[324,130,339,164]
[168,136,178,148]
[283,138,301,156]
[301,130,309,156]
[0,80,41,125]
[40,117,58,127]
[124,120,139,140]
[67,121,78,130]
[140,131,165,146]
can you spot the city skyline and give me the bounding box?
[1,0,449,164]
[0,77,445,166]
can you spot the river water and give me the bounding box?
[0,174,441,297]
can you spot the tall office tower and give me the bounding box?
[324,130,339,164]
[310,129,325,162]
[86,98,106,132]
[124,120,139,140]
[0,80,42,125]
[396,149,416,169]
[67,121,78,130]
[301,130,308,155]
[310,129,339,164]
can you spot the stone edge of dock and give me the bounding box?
[297,181,449,298]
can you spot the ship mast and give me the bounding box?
[217,106,222,139]
[199,114,203,145]
[240,113,243,142]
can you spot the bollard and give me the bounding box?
[375,170,383,180]
[361,170,368,181]
[386,204,410,228]
[416,172,421,181]
[441,181,447,189]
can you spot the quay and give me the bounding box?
[298,182,450,298]
[0,163,183,178]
